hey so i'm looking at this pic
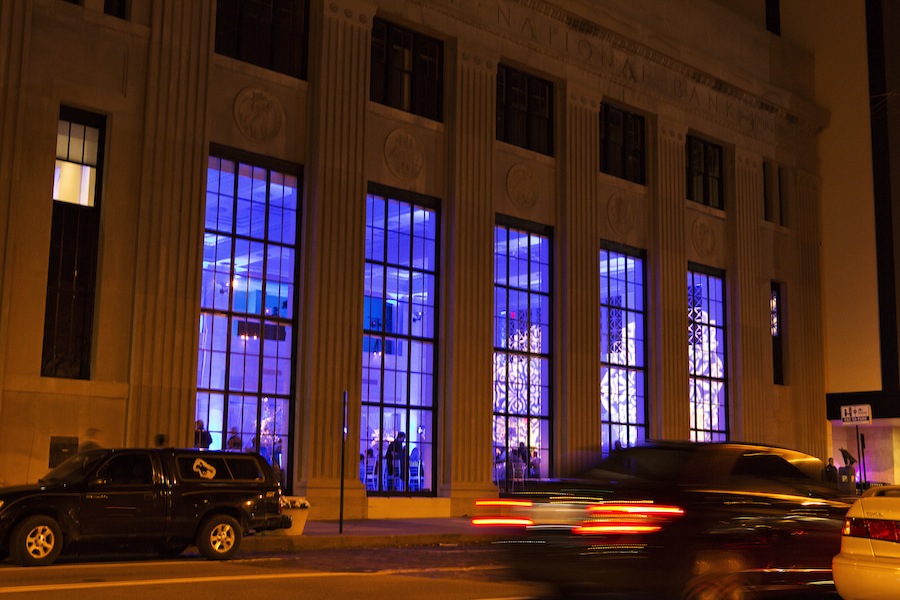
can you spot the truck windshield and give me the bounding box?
[40,450,109,484]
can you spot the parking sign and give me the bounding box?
[841,404,872,425]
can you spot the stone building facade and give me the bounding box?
[0,0,840,518]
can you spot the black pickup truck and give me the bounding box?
[0,448,292,566]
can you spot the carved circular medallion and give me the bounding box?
[384,129,424,180]
[607,194,635,235]
[692,218,716,257]
[233,87,285,142]
[506,164,540,211]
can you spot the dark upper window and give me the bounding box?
[497,64,553,156]
[600,103,645,184]
[104,0,129,19]
[370,18,443,122]
[763,161,786,226]
[215,0,309,80]
[686,135,724,210]
[43,107,104,379]
[766,0,781,36]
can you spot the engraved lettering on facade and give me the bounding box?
[478,0,799,134]
[690,86,702,108]
[578,39,593,60]
[622,58,636,81]
[498,4,511,28]
[521,16,537,39]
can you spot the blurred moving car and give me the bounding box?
[833,485,900,600]
[473,441,852,599]
[0,448,291,566]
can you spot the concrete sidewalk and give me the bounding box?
[243,517,494,553]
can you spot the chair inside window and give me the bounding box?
[511,461,526,491]
[408,462,422,491]
[364,460,377,490]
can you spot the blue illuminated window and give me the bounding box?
[688,267,728,442]
[600,246,647,454]
[493,220,552,489]
[361,185,438,494]
[196,148,300,487]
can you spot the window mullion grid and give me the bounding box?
[404,203,415,438]
[255,171,272,415]
[220,163,241,441]
[378,208,390,478]
[703,143,712,207]
[61,120,72,161]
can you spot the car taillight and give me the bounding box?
[471,498,534,528]
[471,517,534,527]
[474,499,534,508]
[843,517,900,542]
[573,502,684,535]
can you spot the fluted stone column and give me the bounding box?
[128,1,213,447]
[651,120,690,439]
[445,43,498,512]
[0,0,29,425]
[795,170,827,459]
[559,86,602,474]
[299,0,374,519]
[730,149,768,441]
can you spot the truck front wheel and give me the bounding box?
[196,514,242,560]
[10,515,63,566]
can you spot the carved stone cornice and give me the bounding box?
[406,0,827,144]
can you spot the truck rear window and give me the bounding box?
[176,454,264,481]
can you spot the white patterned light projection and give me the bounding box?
[688,280,726,441]
[493,314,543,448]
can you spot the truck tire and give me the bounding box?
[196,514,242,560]
[10,515,63,566]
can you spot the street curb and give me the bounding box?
[242,532,497,553]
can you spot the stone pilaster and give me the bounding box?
[730,149,768,441]
[559,87,601,474]
[651,120,689,439]
[444,42,498,512]
[299,0,375,518]
[0,0,29,425]
[795,170,827,459]
[129,0,213,447]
